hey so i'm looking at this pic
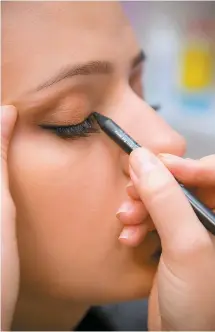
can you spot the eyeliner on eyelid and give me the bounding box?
[40,114,99,139]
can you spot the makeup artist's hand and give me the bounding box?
[1,105,19,331]
[159,153,215,212]
[117,148,215,331]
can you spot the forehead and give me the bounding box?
[2,2,138,100]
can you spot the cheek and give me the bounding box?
[9,127,123,258]
[8,126,158,302]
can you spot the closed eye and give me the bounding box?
[40,114,99,139]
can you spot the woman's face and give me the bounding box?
[2,2,186,303]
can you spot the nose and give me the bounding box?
[110,88,186,176]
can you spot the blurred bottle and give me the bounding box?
[180,20,214,112]
[182,20,213,90]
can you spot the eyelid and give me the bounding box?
[39,108,96,127]
[40,113,96,129]
[40,114,99,139]
[40,120,86,129]
[14,79,94,119]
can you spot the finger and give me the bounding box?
[195,187,215,210]
[129,148,209,257]
[118,223,149,247]
[148,273,161,331]
[126,181,140,200]
[116,198,147,225]
[159,153,215,187]
[1,105,17,187]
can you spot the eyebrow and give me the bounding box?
[36,49,145,91]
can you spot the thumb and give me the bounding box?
[1,105,17,187]
[129,148,208,256]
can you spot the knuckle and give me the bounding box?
[171,233,213,262]
[140,169,176,202]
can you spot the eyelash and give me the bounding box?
[40,114,99,139]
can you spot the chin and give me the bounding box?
[104,238,161,304]
[89,265,158,306]
[27,233,161,306]
[89,245,161,305]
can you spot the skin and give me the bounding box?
[2,2,215,331]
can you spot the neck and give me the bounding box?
[12,289,89,331]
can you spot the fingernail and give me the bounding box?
[126,180,133,189]
[1,105,16,125]
[116,201,133,216]
[1,105,8,120]
[119,227,136,240]
[158,153,183,163]
[1,105,15,115]
[130,148,159,179]
[126,181,139,200]
[126,183,133,191]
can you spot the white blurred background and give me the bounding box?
[122,1,215,158]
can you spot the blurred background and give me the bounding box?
[122,1,215,158]
[94,2,215,331]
